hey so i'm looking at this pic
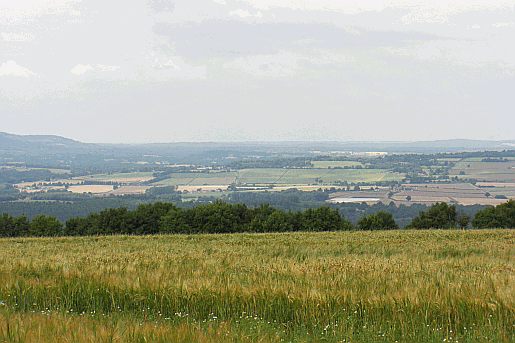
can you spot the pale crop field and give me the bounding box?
[1,230,515,342]
[67,185,114,194]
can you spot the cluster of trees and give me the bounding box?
[0,186,492,229]
[1,200,513,238]
[406,200,515,229]
[0,169,54,183]
[1,201,352,237]
[405,202,470,230]
[471,199,515,228]
[0,213,62,237]
[357,211,398,230]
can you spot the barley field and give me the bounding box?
[1,230,515,342]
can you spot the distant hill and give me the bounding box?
[0,132,97,153]
[1,132,513,167]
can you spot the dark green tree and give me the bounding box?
[406,202,458,229]
[358,211,399,231]
[30,214,63,236]
[472,199,515,228]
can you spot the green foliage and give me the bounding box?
[145,185,177,195]
[29,214,63,237]
[0,169,54,184]
[406,202,459,229]
[0,213,30,237]
[358,211,399,230]
[472,199,515,228]
[160,201,352,234]
[1,199,513,238]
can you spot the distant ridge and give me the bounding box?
[1,131,513,155]
[0,132,97,153]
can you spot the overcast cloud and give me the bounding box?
[1,0,513,143]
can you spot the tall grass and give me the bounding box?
[1,230,515,342]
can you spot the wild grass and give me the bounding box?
[1,230,515,342]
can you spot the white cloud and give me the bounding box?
[1,32,34,42]
[240,0,388,13]
[223,52,301,78]
[229,9,262,18]
[149,56,206,79]
[212,0,226,5]
[493,22,514,27]
[70,64,94,75]
[162,60,180,70]
[0,60,39,77]
[96,64,120,72]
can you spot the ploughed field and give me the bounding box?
[1,230,515,342]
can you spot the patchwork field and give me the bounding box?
[450,160,515,182]
[391,183,502,206]
[1,230,515,342]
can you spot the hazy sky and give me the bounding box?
[1,0,514,143]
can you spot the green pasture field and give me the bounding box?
[154,173,197,186]
[461,157,515,162]
[236,168,289,184]
[155,168,405,188]
[436,158,462,162]
[188,172,238,186]
[84,172,155,180]
[323,169,403,183]
[1,230,515,342]
[276,169,329,184]
[311,161,363,169]
[154,172,237,187]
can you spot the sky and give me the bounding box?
[0,0,514,143]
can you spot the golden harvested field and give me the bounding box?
[67,185,114,194]
[1,230,515,342]
[453,197,509,206]
[109,186,152,195]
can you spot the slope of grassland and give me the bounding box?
[1,230,515,342]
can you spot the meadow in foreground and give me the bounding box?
[1,230,515,342]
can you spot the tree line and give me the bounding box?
[0,199,513,238]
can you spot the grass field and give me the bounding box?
[153,168,404,189]
[236,168,289,185]
[1,230,515,342]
